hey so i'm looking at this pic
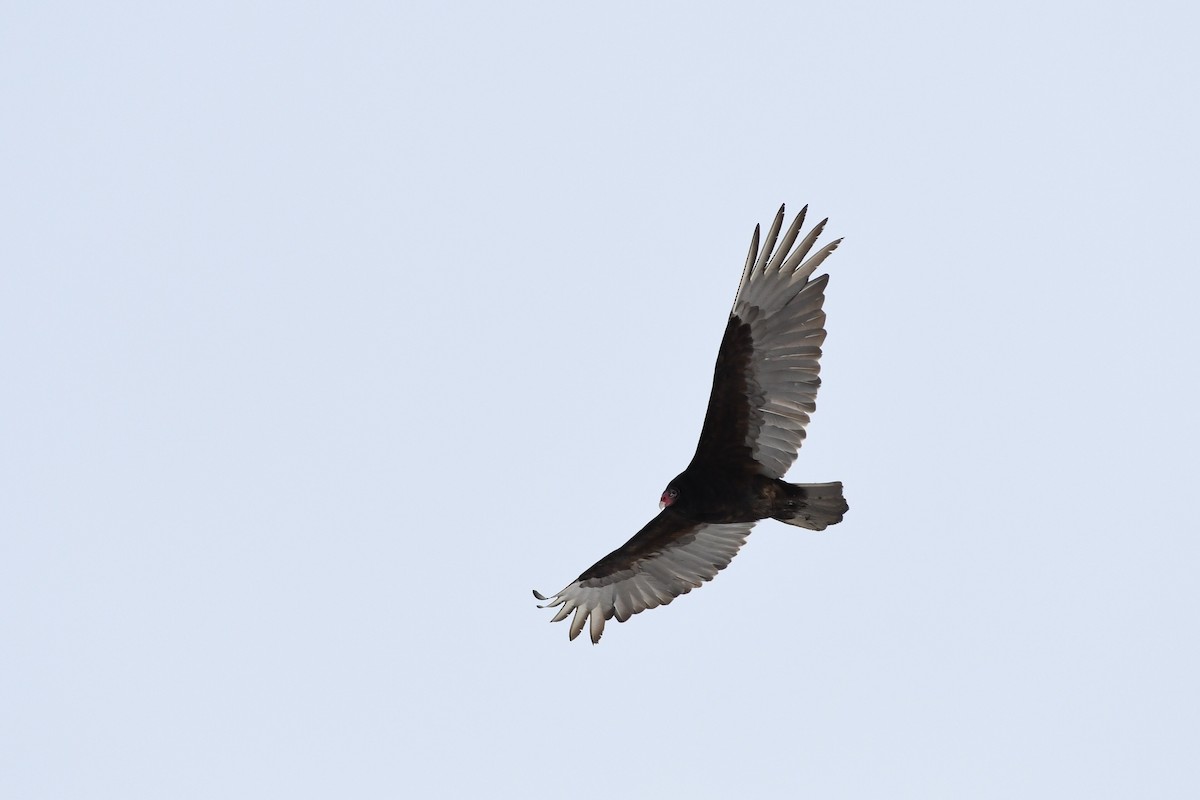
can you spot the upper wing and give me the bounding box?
[690,205,841,479]
[533,512,756,643]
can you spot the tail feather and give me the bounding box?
[773,481,847,531]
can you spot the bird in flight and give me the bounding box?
[534,204,848,643]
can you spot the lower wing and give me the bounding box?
[534,511,757,643]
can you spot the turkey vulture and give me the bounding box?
[534,204,847,643]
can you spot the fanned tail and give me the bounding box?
[773,481,847,531]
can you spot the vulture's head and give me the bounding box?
[659,485,680,510]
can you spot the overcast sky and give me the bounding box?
[3,2,1198,798]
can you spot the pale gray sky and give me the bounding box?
[3,2,1198,798]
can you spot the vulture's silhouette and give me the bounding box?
[535,205,848,643]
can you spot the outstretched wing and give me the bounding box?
[534,512,756,644]
[690,205,841,479]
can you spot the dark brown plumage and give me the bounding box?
[534,205,848,643]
